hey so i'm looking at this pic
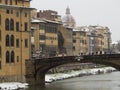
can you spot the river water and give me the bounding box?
[26,71,120,90]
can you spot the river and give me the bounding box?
[25,71,120,90]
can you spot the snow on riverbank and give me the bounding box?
[0,82,28,90]
[45,67,116,83]
[0,67,116,90]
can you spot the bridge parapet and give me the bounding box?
[83,54,120,60]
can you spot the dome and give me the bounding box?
[62,7,76,27]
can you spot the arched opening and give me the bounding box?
[6,51,10,63]
[0,46,1,58]
[5,18,9,30]
[5,0,8,4]
[11,51,14,63]
[6,35,9,46]
[11,35,14,46]
[10,19,14,30]
[10,0,12,5]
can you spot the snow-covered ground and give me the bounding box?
[45,67,116,83]
[0,82,28,90]
[0,67,116,90]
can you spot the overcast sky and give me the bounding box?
[31,0,120,42]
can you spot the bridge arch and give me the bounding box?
[25,54,120,86]
[35,55,120,75]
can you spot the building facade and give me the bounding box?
[58,25,73,56]
[31,18,61,57]
[37,10,62,22]
[87,26,111,54]
[31,9,74,57]
[73,29,88,55]
[0,0,32,82]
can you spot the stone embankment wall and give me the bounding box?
[0,75,26,83]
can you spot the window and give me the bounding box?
[91,40,94,44]
[11,35,14,46]
[11,10,13,14]
[5,19,9,30]
[17,56,19,62]
[6,51,15,63]
[73,32,76,35]
[39,24,45,30]
[73,40,76,43]
[39,35,45,40]
[15,0,17,5]
[10,19,14,30]
[6,35,9,46]
[24,22,28,31]
[0,30,1,41]
[25,39,28,47]
[0,61,1,69]
[73,46,75,50]
[11,51,14,63]
[10,0,12,5]
[5,0,8,4]
[0,15,1,25]
[24,12,27,17]
[31,29,34,37]
[6,51,10,63]
[83,40,86,44]
[16,12,19,17]
[6,9,10,14]
[16,22,19,31]
[16,39,19,47]
[0,46,1,58]
[82,40,84,44]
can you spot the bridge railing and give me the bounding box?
[82,54,120,60]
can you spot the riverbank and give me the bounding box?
[45,67,116,83]
[0,82,28,90]
[0,67,116,90]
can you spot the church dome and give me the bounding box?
[62,7,76,27]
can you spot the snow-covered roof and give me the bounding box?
[112,41,118,44]
[73,29,79,32]
[31,27,36,29]
[73,28,87,32]
[44,19,62,24]
[31,19,45,23]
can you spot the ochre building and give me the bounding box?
[31,18,61,57]
[73,28,88,55]
[0,0,32,82]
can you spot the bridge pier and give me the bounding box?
[25,60,46,87]
[25,73,46,87]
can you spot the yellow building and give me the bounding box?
[95,26,111,52]
[31,18,60,57]
[87,26,111,54]
[73,28,88,55]
[0,0,32,82]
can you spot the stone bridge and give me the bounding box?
[25,54,120,87]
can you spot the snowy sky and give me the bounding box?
[31,0,120,42]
